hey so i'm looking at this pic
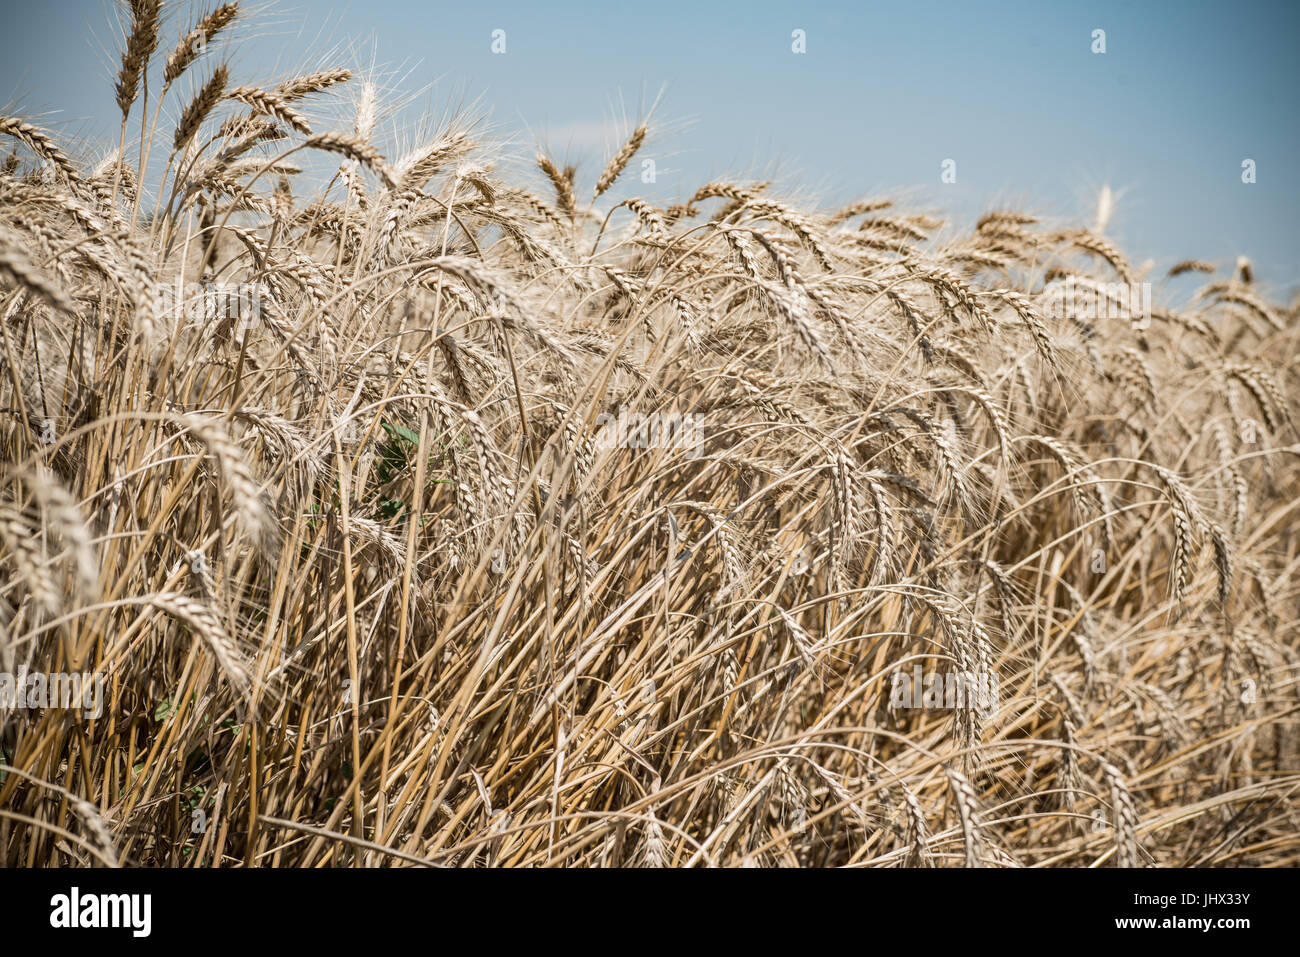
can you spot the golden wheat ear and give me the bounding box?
[536,151,578,218]
[593,122,646,199]
[115,0,162,118]
[164,3,240,88]
[173,66,230,152]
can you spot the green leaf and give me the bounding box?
[381,420,420,446]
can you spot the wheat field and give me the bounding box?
[0,2,1297,868]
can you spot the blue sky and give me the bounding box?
[3,0,1297,289]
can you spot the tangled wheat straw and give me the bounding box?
[0,5,1297,868]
